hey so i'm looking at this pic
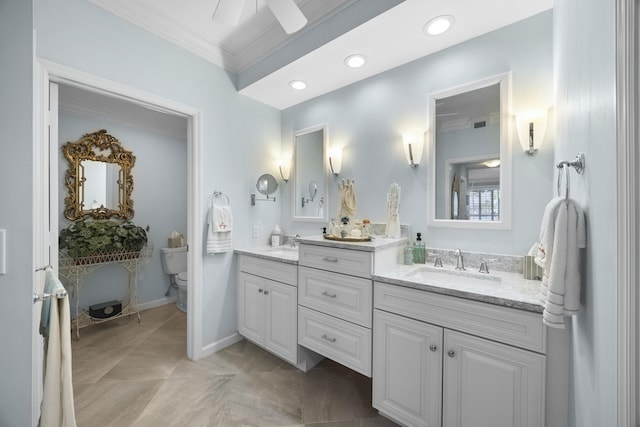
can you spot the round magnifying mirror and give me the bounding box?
[309,180,318,201]
[256,174,278,195]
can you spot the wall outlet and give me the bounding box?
[252,225,259,238]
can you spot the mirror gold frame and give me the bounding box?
[62,129,135,220]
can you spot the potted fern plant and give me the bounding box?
[59,219,149,264]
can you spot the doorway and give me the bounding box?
[33,59,204,423]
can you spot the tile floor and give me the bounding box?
[71,304,399,426]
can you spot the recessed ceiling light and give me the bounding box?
[344,54,367,68]
[289,80,307,90]
[424,15,454,36]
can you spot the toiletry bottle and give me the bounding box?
[271,225,283,246]
[404,242,414,265]
[414,233,426,264]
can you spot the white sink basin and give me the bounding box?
[264,246,298,253]
[405,265,501,289]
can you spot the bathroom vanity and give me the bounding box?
[235,238,566,427]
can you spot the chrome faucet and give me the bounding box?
[290,234,301,247]
[478,258,497,274]
[454,248,465,271]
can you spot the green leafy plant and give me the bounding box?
[59,219,149,260]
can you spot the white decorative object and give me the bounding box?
[385,183,401,238]
[337,178,357,220]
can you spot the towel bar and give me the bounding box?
[33,290,67,303]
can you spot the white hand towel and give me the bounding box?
[39,269,77,427]
[533,197,565,270]
[537,198,587,328]
[212,205,233,232]
[207,204,233,254]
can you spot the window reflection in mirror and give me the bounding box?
[428,73,511,229]
[293,124,328,222]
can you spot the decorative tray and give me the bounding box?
[323,235,372,242]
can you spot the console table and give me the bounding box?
[59,244,153,339]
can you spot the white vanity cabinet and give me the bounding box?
[373,281,546,427]
[296,241,403,377]
[237,255,298,364]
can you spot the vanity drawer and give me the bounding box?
[238,255,297,286]
[298,244,372,278]
[374,282,546,353]
[298,306,372,377]
[298,266,372,328]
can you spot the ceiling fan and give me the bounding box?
[212,0,308,34]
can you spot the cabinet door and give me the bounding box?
[443,330,545,427]
[237,272,265,344]
[264,280,298,364]
[373,309,443,427]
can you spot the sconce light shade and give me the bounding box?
[516,109,548,155]
[402,133,424,167]
[328,147,343,176]
[278,158,290,182]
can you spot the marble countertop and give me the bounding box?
[296,235,407,252]
[235,239,542,313]
[373,264,544,313]
[234,246,299,265]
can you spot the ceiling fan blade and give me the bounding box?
[212,0,245,25]
[265,0,307,34]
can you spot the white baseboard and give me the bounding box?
[138,295,177,311]
[199,332,244,359]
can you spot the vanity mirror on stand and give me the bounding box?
[427,72,512,229]
[251,173,278,205]
[293,124,328,222]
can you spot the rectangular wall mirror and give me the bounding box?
[427,72,512,229]
[293,124,328,222]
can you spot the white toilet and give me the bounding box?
[160,246,188,313]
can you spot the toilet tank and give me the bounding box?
[160,246,188,275]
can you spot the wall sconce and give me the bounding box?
[328,147,343,176]
[516,109,548,156]
[402,133,424,167]
[277,157,290,182]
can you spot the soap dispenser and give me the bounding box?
[413,233,426,264]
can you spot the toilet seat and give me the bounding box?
[177,272,188,285]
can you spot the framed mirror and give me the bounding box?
[293,124,328,222]
[62,129,135,221]
[427,72,512,229]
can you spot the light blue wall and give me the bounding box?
[281,11,555,256]
[58,110,188,309]
[0,1,36,425]
[553,0,617,425]
[35,0,282,350]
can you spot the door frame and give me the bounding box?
[33,59,205,386]
[616,0,638,425]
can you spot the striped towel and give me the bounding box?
[206,204,233,254]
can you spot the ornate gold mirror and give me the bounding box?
[63,129,135,220]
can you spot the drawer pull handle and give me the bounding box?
[447,350,455,358]
[322,257,339,263]
[321,334,336,343]
[429,344,438,352]
[321,291,337,298]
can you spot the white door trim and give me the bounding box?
[616,0,638,425]
[34,59,205,361]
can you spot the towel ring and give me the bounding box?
[557,164,571,200]
[556,153,585,200]
[211,190,230,206]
